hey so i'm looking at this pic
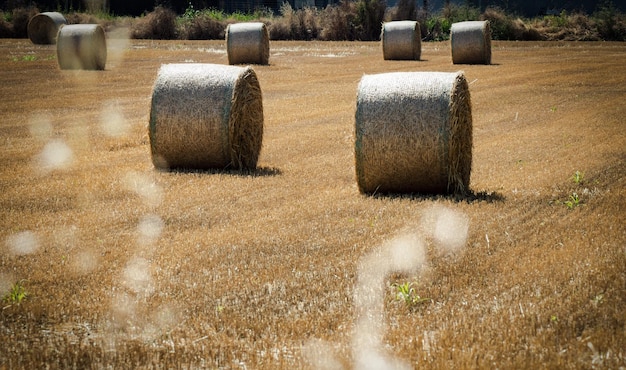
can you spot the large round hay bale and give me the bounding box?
[149,63,264,170]
[381,20,421,60]
[56,24,107,70]
[450,21,491,65]
[27,12,67,44]
[226,22,270,65]
[355,71,473,195]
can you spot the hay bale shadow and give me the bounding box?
[366,189,505,203]
[157,166,281,178]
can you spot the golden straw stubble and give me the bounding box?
[355,71,472,195]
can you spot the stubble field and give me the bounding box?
[0,38,625,368]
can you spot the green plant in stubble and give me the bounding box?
[564,192,581,209]
[572,170,584,185]
[392,281,431,308]
[4,280,28,305]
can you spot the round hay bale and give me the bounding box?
[27,12,67,44]
[56,24,107,70]
[355,71,472,195]
[450,21,491,65]
[149,63,264,170]
[381,20,421,60]
[226,22,270,65]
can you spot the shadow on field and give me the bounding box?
[368,189,505,203]
[159,166,282,177]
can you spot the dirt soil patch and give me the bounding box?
[0,39,624,368]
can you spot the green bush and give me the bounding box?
[593,1,626,41]
[354,0,385,40]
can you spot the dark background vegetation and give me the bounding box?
[1,1,625,41]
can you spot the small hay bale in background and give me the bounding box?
[381,20,421,60]
[226,22,270,65]
[450,21,491,64]
[355,71,473,195]
[149,63,264,170]
[27,12,67,44]
[56,24,107,70]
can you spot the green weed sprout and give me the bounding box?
[4,280,28,305]
[572,170,584,185]
[392,281,431,308]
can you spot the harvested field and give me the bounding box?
[0,39,625,368]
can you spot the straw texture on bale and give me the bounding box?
[56,24,107,70]
[355,71,473,194]
[381,20,421,60]
[450,21,491,64]
[226,22,270,65]
[149,63,264,170]
[27,12,67,44]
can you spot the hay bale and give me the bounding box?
[450,21,491,65]
[355,71,472,194]
[56,24,107,70]
[27,12,66,44]
[226,22,270,65]
[149,63,264,170]
[381,20,421,60]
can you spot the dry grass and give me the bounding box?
[0,39,625,368]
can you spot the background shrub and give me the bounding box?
[9,6,38,38]
[318,1,358,41]
[354,0,385,40]
[269,3,319,40]
[131,6,177,40]
[593,1,626,40]
[179,12,226,39]
[389,0,417,21]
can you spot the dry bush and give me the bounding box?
[532,11,601,41]
[179,14,225,40]
[269,3,319,41]
[480,6,542,40]
[0,12,13,37]
[131,6,177,40]
[9,6,38,38]
[318,0,358,41]
[388,0,417,21]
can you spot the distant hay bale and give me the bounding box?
[56,24,107,70]
[355,71,473,194]
[149,63,264,170]
[450,21,491,64]
[226,22,270,65]
[381,20,421,60]
[27,12,66,44]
